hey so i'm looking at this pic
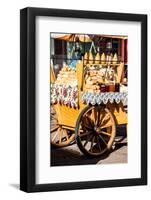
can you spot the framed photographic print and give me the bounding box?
[20,7,147,192]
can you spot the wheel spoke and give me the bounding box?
[96,136,102,152]
[59,129,62,144]
[83,134,93,147]
[64,130,69,141]
[96,109,101,126]
[90,136,95,152]
[51,114,57,120]
[82,123,93,131]
[91,108,97,125]
[84,115,94,128]
[98,112,106,126]
[79,131,92,137]
[98,134,108,146]
[51,128,75,146]
[101,124,112,129]
[100,131,111,137]
[51,131,58,142]
[101,116,111,127]
[50,125,59,133]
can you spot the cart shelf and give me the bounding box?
[85,63,122,67]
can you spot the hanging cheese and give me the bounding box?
[95,52,100,64]
[88,51,94,64]
[112,53,118,64]
[101,53,106,64]
[84,52,88,65]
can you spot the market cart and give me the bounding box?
[50,34,128,157]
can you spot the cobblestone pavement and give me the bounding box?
[51,136,127,167]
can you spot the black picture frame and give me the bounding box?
[20,7,147,192]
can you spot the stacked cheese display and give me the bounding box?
[55,65,77,86]
[84,65,116,93]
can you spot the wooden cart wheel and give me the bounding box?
[50,106,75,147]
[75,105,116,157]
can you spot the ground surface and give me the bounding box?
[51,137,127,166]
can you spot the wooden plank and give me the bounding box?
[50,64,56,83]
[76,61,84,90]
[54,99,86,128]
[116,62,124,83]
[107,103,127,125]
[54,101,127,129]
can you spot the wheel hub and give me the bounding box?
[94,126,101,134]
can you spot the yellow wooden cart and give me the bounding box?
[50,61,127,157]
